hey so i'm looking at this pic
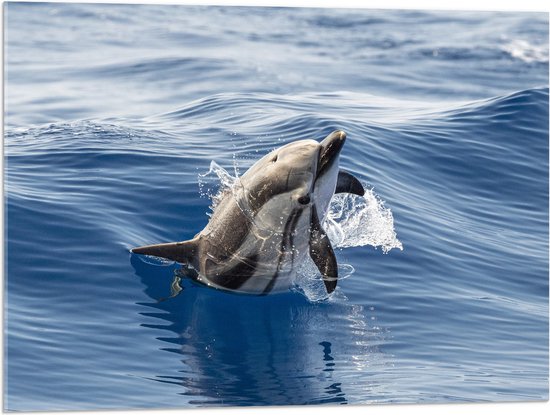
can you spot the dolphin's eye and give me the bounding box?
[271,155,278,163]
[297,195,311,205]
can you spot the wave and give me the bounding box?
[48,85,541,303]
[6,87,547,211]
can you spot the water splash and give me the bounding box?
[326,188,403,253]
[198,160,237,217]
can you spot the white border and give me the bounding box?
[1,0,550,11]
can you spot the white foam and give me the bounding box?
[325,187,403,253]
[501,39,549,64]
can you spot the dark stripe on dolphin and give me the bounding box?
[262,207,304,295]
[207,254,260,290]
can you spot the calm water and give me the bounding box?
[3,2,549,411]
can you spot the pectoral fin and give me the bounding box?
[309,205,338,294]
[336,170,365,196]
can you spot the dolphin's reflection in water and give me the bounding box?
[132,256,391,406]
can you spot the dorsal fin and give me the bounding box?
[132,238,198,264]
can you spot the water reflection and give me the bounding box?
[132,255,391,406]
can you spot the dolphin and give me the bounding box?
[132,130,364,295]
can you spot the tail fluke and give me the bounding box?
[131,239,197,264]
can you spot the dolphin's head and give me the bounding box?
[317,130,346,183]
[268,129,346,190]
[238,131,346,226]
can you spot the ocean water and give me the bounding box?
[3,2,549,411]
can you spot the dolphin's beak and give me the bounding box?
[318,130,346,176]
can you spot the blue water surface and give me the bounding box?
[3,2,549,411]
